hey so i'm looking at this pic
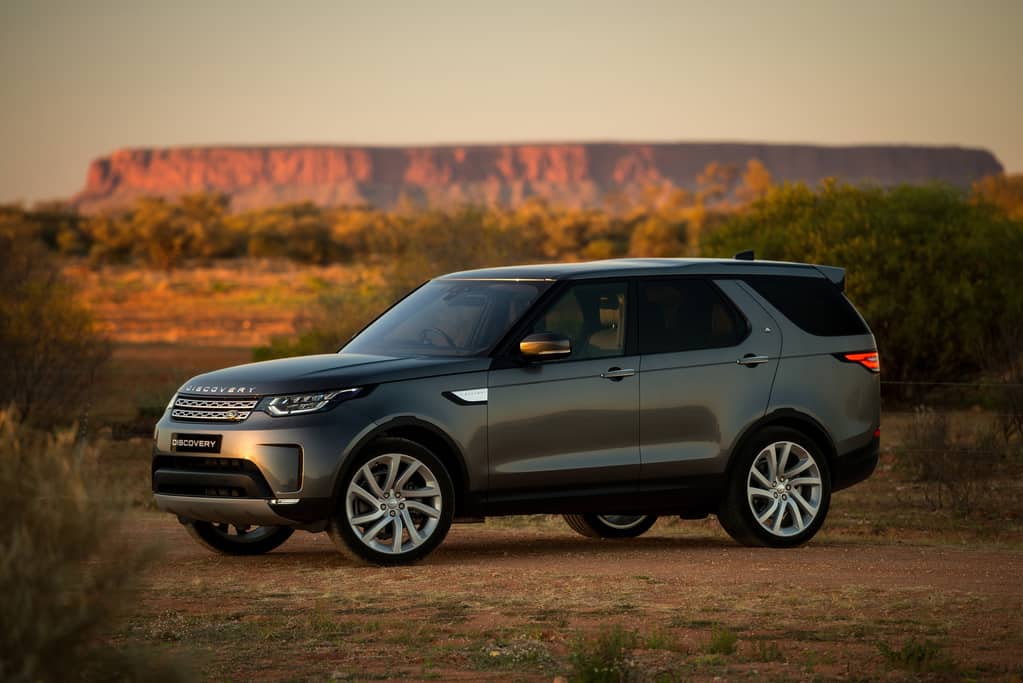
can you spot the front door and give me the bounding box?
[487,280,640,508]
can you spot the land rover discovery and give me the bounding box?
[152,256,880,565]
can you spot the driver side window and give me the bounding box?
[531,281,627,360]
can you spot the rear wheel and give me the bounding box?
[563,514,658,538]
[185,521,294,555]
[717,427,831,547]
[328,437,454,566]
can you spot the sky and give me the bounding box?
[1,0,1020,203]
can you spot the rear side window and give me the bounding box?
[743,275,868,337]
[638,279,748,354]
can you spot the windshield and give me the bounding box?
[343,279,551,357]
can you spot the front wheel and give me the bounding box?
[185,521,294,555]
[328,437,454,566]
[717,427,831,548]
[563,514,658,538]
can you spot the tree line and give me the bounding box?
[2,173,1021,411]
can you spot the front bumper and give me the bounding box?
[152,405,374,526]
[155,494,298,526]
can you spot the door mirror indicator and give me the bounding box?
[519,332,572,359]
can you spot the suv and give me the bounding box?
[153,256,880,565]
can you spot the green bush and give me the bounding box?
[703,181,1023,384]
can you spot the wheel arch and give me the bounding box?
[725,409,838,482]
[332,416,472,517]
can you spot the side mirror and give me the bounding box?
[519,332,572,360]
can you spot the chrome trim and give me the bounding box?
[171,409,252,421]
[600,368,636,379]
[737,355,770,366]
[449,388,488,404]
[175,397,258,410]
[172,395,259,422]
[154,494,295,526]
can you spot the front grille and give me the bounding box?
[171,395,259,422]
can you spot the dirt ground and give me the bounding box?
[115,512,1023,682]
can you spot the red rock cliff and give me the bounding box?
[72,142,1004,212]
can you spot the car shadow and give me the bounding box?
[243,531,816,569]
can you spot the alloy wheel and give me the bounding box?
[746,441,823,537]
[345,452,443,555]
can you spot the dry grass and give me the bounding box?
[0,413,184,682]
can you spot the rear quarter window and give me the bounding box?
[743,275,868,337]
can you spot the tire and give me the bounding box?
[717,426,831,548]
[563,514,658,539]
[185,521,294,556]
[328,437,454,566]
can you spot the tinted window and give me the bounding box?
[344,280,549,357]
[531,281,627,360]
[743,275,868,337]
[638,279,748,354]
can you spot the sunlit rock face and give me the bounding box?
[72,142,1004,212]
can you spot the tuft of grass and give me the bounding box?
[878,638,957,674]
[705,627,738,655]
[569,625,639,683]
[749,640,784,662]
[643,628,676,651]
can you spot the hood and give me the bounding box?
[177,353,491,397]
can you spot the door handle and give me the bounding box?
[737,354,770,367]
[601,367,636,380]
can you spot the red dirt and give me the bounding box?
[119,513,1023,681]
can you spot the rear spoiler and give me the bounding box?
[734,250,846,291]
[814,265,846,291]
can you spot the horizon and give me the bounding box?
[2,0,1020,203]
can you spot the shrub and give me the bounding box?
[897,407,1002,514]
[0,412,185,682]
[0,232,110,427]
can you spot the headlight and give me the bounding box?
[165,393,178,412]
[259,388,363,417]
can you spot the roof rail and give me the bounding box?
[734,250,755,261]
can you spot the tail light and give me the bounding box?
[839,351,880,373]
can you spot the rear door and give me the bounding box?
[637,278,781,491]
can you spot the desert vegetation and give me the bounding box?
[3,171,1023,680]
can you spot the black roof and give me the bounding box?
[439,258,844,286]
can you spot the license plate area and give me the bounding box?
[171,433,223,454]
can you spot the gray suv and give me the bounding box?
[153,256,880,565]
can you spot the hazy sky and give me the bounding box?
[1,0,1020,203]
